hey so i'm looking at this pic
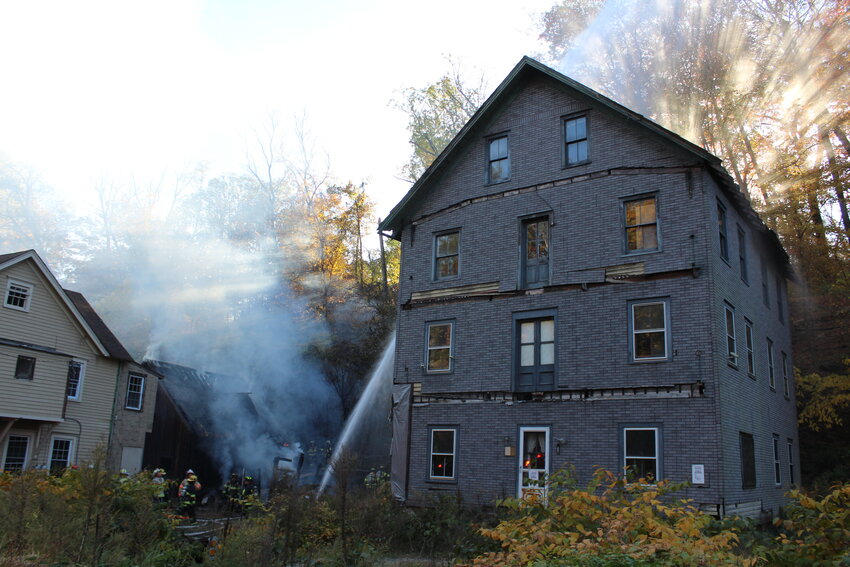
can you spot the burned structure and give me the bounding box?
[380,58,798,518]
[0,250,158,474]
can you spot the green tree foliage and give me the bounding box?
[394,58,488,182]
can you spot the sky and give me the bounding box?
[0,0,553,220]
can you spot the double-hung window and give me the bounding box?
[773,435,782,486]
[125,374,145,410]
[425,321,453,373]
[14,356,35,380]
[624,196,658,253]
[724,304,737,367]
[629,300,668,361]
[434,231,459,280]
[767,338,775,390]
[514,311,556,392]
[564,115,588,165]
[488,135,510,183]
[66,360,85,400]
[740,432,756,489]
[718,201,729,261]
[429,428,456,480]
[522,217,550,288]
[744,319,755,377]
[624,427,659,482]
[5,280,33,311]
[787,439,795,485]
[50,438,74,474]
[737,226,748,282]
[776,275,784,323]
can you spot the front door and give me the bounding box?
[518,427,549,501]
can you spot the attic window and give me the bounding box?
[564,115,588,166]
[5,280,33,312]
[488,135,510,183]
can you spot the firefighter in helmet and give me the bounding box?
[178,471,201,519]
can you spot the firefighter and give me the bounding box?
[151,468,167,503]
[178,472,202,519]
[222,472,241,512]
[238,475,260,516]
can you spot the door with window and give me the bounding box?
[3,435,30,473]
[518,427,549,501]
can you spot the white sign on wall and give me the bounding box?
[692,464,705,485]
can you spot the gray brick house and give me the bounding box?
[378,57,798,518]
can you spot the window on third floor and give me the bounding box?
[521,217,550,288]
[5,280,33,312]
[433,231,460,280]
[624,196,658,253]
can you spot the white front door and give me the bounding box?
[518,427,549,501]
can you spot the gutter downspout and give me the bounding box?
[107,361,125,468]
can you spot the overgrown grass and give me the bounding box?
[3,463,849,566]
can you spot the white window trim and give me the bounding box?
[49,436,76,472]
[425,321,454,373]
[772,435,782,486]
[518,426,550,500]
[429,428,456,480]
[623,427,660,483]
[630,300,669,362]
[744,319,755,377]
[725,304,737,367]
[67,360,86,401]
[787,439,795,485]
[4,279,34,312]
[3,434,31,472]
[125,373,146,410]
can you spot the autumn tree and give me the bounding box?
[394,57,488,182]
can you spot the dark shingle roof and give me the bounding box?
[64,289,134,361]
[0,250,31,265]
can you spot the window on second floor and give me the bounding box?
[433,231,459,280]
[564,115,588,165]
[125,374,145,410]
[514,312,556,392]
[425,321,453,373]
[624,196,658,253]
[630,300,669,361]
[14,356,35,380]
[776,275,784,323]
[66,360,85,400]
[488,135,510,183]
[745,319,755,377]
[5,280,33,312]
[521,217,550,288]
[718,201,729,261]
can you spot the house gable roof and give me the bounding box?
[378,56,791,275]
[0,249,128,359]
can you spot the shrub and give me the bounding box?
[462,468,755,567]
